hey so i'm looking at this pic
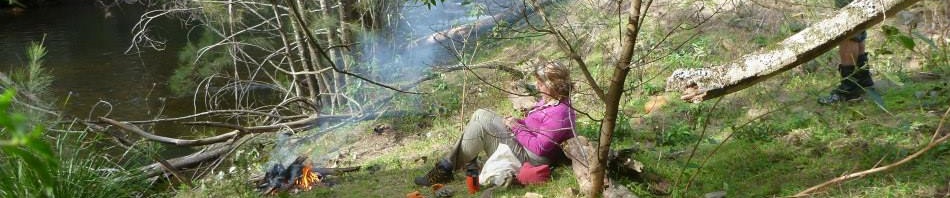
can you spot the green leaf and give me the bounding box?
[894,35,916,51]
[2,147,55,185]
[881,25,900,37]
[881,25,916,51]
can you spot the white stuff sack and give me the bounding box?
[478,143,522,188]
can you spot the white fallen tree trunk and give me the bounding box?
[666,0,922,103]
[411,0,552,48]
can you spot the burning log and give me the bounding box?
[259,156,323,195]
[256,156,361,195]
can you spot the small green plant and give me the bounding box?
[660,122,698,146]
[734,122,775,142]
[0,94,148,198]
[9,40,54,100]
[881,25,917,52]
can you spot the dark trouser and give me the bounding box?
[836,0,872,90]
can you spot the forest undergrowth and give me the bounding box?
[172,0,950,197]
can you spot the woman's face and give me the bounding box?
[536,78,551,97]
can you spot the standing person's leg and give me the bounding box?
[820,0,875,104]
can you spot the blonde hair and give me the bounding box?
[533,61,572,101]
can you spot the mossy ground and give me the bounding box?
[175,0,950,197]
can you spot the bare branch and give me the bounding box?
[100,117,243,147]
[527,0,607,102]
[284,0,426,95]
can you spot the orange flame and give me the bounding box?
[294,164,320,190]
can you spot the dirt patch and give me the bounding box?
[322,124,425,168]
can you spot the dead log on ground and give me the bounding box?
[666,0,922,103]
[138,143,234,177]
[98,114,354,147]
[413,0,553,48]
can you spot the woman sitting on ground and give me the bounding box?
[414,61,577,186]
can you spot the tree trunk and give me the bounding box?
[335,0,351,89]
[666,0,922,103]
[590,1,642,197]
[288,9,321,107]
[319,0,343,108]
[271,2,309,107]
[564,137,639,198]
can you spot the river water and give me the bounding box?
[1,0,502,159]
[0,2,195,135]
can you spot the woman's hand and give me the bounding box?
[504,116,522,129]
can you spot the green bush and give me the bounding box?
[660,122,698,146]
[0,41,150,197]
[0,90,148,198]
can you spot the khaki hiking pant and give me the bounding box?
[445,109,548,170]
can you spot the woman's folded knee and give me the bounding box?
[472,109,494,120]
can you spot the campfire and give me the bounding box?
[294,163,319,190]
[256,156,361,195]
[257,156,324,195]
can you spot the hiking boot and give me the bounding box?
[818,91,862,104]
[852,53,874,87]
[464,159,480,177]
[414,159,454,186]
[819,53,874,105]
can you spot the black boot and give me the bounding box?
[852,53,874,87]
[414,159,454,186]
[819,53,874,105]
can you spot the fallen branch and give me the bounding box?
[119,110,292,124]
[138,143,235,177]
[100,117,243,147]
[98,114,346,147]
[793,107,950,197]
[666,0,922,102]
[431,61,526,79]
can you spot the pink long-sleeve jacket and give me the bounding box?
[511,99,577,159]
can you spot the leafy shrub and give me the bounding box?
[734,122,775,142]
[659,122,698,146]
[0,89,146,197]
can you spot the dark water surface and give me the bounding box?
[0,2,198,140]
